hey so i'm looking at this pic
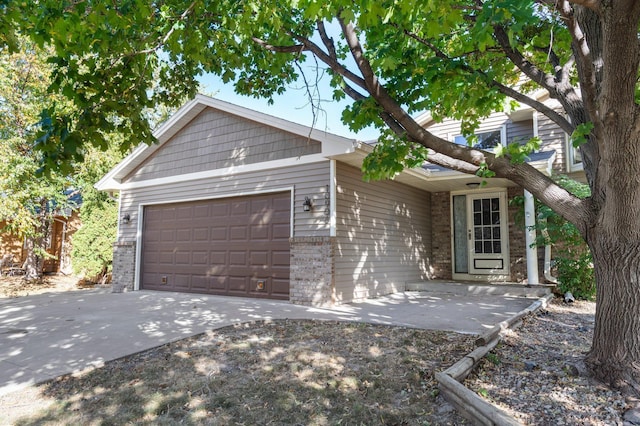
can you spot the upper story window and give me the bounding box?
[452,126,506,151]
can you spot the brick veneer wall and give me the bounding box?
[289,236,335,306]
[507,187,527,282]
[431,192,453,279]
[112,241,136,292]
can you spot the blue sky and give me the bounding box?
[198,71,381,141]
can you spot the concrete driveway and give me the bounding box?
[0,288,536,396]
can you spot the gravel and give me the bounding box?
[464,299,629,425]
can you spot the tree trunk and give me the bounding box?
[22,236,42,281]
[585,234,640,397]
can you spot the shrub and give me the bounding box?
[512,176,595,300]
[71,201,117,282]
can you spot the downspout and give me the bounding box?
[524,190,539,284]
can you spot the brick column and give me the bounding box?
[289,236,335,306]
[431,192,453,279]
[112,241,136,293]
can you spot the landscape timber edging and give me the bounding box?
[436,293,555,425]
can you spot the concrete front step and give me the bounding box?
[406,281,554,298]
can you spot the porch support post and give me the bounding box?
[524,190,539,284]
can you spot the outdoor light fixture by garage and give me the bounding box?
[121,213,131,224]
[466,182,481,189]
[302,196,313,212]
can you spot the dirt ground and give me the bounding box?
[1,319,474,425]
[0,274,106,299]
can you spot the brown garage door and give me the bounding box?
[141,192,290,299]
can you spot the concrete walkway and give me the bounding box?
[0,288,535,396]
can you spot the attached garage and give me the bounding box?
[140,192,291,300]
[99,95,434,306]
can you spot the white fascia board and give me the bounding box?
[94,143,149,192]
[95,98,208,192]
[117,153,329,190]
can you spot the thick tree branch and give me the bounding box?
[337,15,589,230]
[491,25,581,107]
[566,0,601,11]
[287,33,368,93]
[251,37,306,54]
[401,27,574,134]
[557,1,601,128]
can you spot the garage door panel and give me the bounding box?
[232,200,249,215]
[210,251,226,265]
[161,230,175,241]
[161,209,176,221]
[210,226,228,241]
[273,224,290,240]
[175,251,191,265]
[193,228,210,241]
[159,251,174,263]
[176,228,191,242]
[173,274,191,290]
[208,275,227,290]
[251,224,269,239]
[141,192,290,299]
[176,206,193,219]
[250,251,269,266]
[230,226,247,240]
[193,204,210,218]
[210,203,228,217]
[271,279,289,298]
[228,276,248,292]
[229,251,247,266]
[191,275,209,290]
[272,251,290,267]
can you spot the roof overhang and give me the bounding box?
[96,94,358,192]
[331,144,556,193]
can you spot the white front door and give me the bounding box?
[452,191,510,279]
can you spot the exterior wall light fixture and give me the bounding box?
[122,213,131,224]
[302,197,313,212]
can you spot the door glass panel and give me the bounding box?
[452,195,468,274]
[472,195,503,255]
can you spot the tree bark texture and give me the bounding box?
[586,235,640,396]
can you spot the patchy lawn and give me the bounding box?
[2,320,473,425]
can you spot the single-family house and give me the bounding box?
[97,94,579,306]
[1,191,82,275]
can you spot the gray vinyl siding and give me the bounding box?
[426,107,571,172]
[117,161,331,242]
[334,162,432,303]
[125,107,322,182]
[537,113,568,172]
[507,119,534,144]
[425,112,509,141]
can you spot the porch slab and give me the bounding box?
[406,280,554,298]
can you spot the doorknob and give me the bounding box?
[468,229,472,240]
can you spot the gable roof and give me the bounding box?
[96,94,359,192]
